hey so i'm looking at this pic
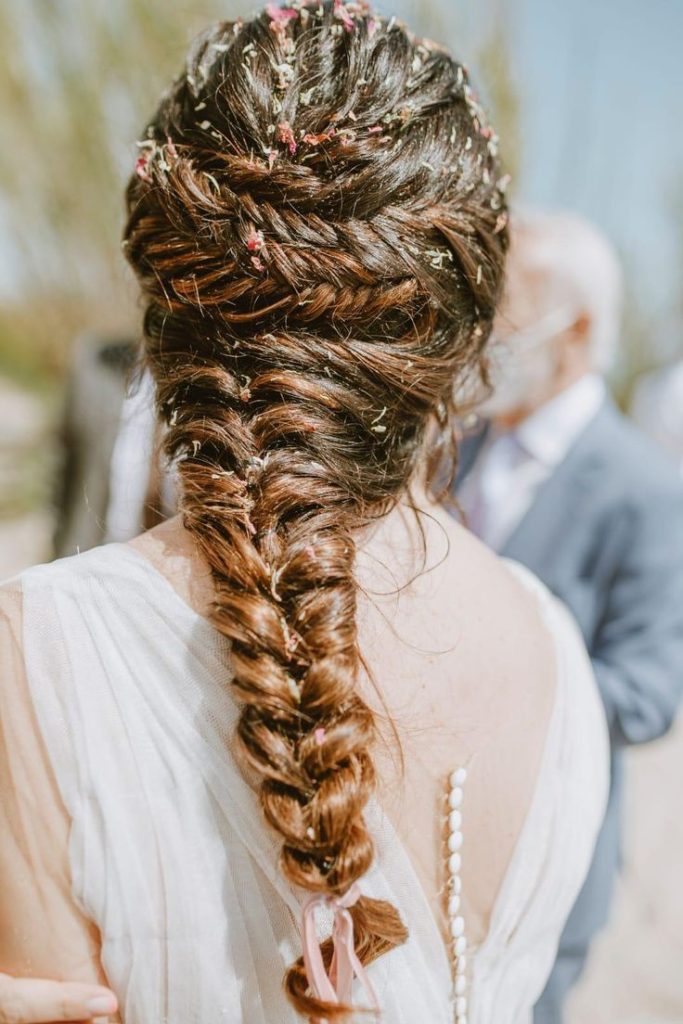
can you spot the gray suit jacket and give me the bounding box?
[456,397,683,949]
[53,337,136,559]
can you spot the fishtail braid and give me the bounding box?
[123,2,508,1018]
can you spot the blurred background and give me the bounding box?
[1,1,682,1020]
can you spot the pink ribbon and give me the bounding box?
[301,882,380,1015]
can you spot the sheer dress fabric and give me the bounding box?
[0,545,608,1023]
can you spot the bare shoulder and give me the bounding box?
[428,512,558,759]
[359,499,558,710]
[128,516,215,616]
[449,523,558,687]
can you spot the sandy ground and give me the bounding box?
[1,376,682,1022]
[568,721,683,1024]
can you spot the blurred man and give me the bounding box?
[631,358,683,475]
[454,211,683,1023]
[53,334,174,557]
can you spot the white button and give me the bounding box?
[449,809,462,831]
[456,953,467,974]
[449,787,463,809]
[452,767,467,786]
[455,935,467,955]
[455,973,467,995]
[448,830,463,852]
[448,852,462,875]
[450,915,465,938]
[448,893,460,916]
[451,876,462,895]
[456,996,467,1015]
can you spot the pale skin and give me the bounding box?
[494,314,592,429]
[0,473,557,1020]
[488,239,595,429]
[0,975,118,1024]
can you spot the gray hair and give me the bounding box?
[511,209,623,373]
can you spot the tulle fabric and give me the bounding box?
[0,546,608,1023]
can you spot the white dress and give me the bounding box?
[0,543,608,1024]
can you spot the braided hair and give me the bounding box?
[123,2,508,1018]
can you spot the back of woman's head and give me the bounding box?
[123,2,508,1017]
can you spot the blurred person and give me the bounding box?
[455,210,683,1023]
[53,334,174,558]
[53,334,135,555]
[631,358,683,474]
[0,7,608,1024]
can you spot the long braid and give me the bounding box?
[123,3,508,1018]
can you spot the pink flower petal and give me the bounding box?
[266,4,298,24]
[302,128,334,146]
[135,153,152,182]
[333,0,355,31]
[276,121,297,154]
[246,228,265,252]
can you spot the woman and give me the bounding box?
[0,3,608,1021]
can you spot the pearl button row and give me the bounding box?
[446,768,468,1024]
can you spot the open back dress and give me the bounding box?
[0,541,608,1023]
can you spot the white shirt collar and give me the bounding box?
[513,373,606,468]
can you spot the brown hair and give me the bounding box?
[123,2,508,1018]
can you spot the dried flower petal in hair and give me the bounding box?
[426,247,454,270]
[302,127,335,146]
[286,675,302,703]
[266,3,299,25]
[271,567,283,602]
[276,121,297,154]
[371,406,387,425]
[274,61,295,89]
[246,228,265,252]
[494,211,509,234]
[333,0,356,31]
[135,151,153,182]
[336,127,357,145]
[287,633,300,655]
